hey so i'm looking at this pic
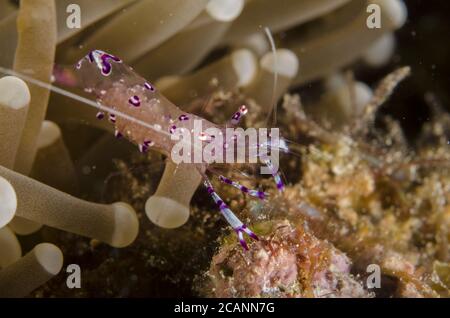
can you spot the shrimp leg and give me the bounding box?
[203,177,259,250]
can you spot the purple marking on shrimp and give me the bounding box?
[230,105,248,125]
[219,176,233,185]
[203,179,258,250]
[144,82,155,91]
[100,53,122,76]
[237,230,248,250]
[96,111,105,120]
[114,130,122,139]
[169,125,177,134]
[143,140,154,147]
[109,114,116,123]
[138,140,154,153]
[128,95,141,107]
[218,175,267,200]
[86,50,122,76]
[179,114,189,121]
[138,143,148,153]
[88,51,95,63]
[234,225,259,250]
[239,224,259,241]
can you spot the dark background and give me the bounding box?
[369,0,450,141]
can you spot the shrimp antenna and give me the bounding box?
[0,65,173,140]
[264,26,279,127]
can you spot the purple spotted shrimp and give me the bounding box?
[56,50,287,250]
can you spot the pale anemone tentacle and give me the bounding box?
[66,0,209,63]
[30,121,78,194]
[223,0,351,43]
[0,176,17,228]
[310,73,374,128]
[159,49,258,105]
[0,243,63,298]
[0,76,30,169]
[145,162,203,229]
[134,0,245,80]
[244,48,299,114]
[13,0,57,175]
[286,0,407,85]
[0,226,22,270]
[0,165,139,248]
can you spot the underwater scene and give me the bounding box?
[0,0,449,300]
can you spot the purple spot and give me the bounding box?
[249,232,259,241]
[224,178,233,185]
[244,227,259,241]
[239,239,249,251]
[144,82,155,91]
[100,53,122,76]
[88,51,95,62]
[219,202,228,210]
[179,114,189,121]
[96,112,105,120]
[234,225,258,250]
[240,186,249,193]
[217,200,226,209]
[87,51,122,76]
[128,95,141,107]
[235,230,249,250]
[139,143,148,153]
[169,125,177,134]
[109,114,116,123]
[143,140,154,147]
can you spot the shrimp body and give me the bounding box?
[71,50,287,249]
[76,50,218,160]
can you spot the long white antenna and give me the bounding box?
[0,65,172,139]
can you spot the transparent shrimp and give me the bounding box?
[18,50,288,250]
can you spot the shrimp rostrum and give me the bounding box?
[60,50,287,250]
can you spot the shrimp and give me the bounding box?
[20,50,288,250]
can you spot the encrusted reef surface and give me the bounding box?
[205,220,371,298]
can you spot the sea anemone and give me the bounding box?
[0,0,448,299]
